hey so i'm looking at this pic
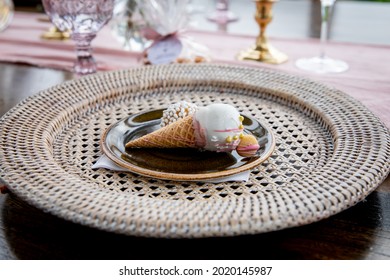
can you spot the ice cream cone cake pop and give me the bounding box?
[125,103,260,156]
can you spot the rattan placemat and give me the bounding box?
[1,64,389,238]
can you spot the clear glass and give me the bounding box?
[207,0,238,24]
[42,0,115,75]
[0,0,14,32]
[110,0,150,51]
[295,0,348,74]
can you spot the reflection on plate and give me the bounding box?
[101,109,275,181]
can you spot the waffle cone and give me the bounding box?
[125,115,197,148]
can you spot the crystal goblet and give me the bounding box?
[295,0,348,74]
[42,0,115,75]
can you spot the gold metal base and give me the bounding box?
[238,0,288,65]
[41,26,70,40]
[237,44,288,65]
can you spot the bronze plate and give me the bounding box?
[101,109,275,181]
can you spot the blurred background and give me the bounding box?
[10,0,390,46]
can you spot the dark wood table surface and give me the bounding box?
[0,62,389,260]
[1,0,390,260]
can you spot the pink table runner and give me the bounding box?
[1,12,389,128]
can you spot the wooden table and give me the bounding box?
[0,62,389,260]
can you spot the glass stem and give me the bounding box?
[320,1,334,59]
[72,34,97,75]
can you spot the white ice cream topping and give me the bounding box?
[193,103,244,152]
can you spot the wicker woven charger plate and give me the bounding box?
[0,64,389,238]
[101,109,275,181]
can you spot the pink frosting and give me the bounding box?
[237,144,260,151]
[193,118,206,147]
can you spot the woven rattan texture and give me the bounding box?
[1,64,389,238]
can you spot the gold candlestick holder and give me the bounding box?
[237,0,288,64]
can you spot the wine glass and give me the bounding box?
[207,0,238,24]
[295,0,348,74]
[42,0,115,75]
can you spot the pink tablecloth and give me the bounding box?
[0,12,389,128]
